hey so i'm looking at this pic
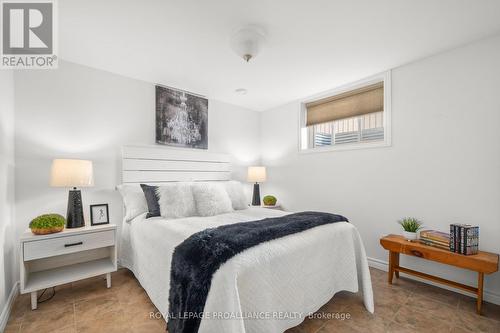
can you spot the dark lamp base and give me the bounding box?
[67,189,85,228]
[252,183,261,206]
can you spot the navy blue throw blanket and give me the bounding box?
[167,211,348,333]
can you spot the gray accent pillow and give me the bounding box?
[140,184,161,218]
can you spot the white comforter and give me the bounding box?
[120,208,373,333]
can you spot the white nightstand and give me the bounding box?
[20,224,117,310]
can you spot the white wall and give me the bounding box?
[0,70,16,321]
[261,35,500,303]
[13,60,261,272]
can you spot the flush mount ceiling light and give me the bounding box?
[235,88,248,95]
[230,25,266,62]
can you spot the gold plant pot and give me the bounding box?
[30,226,64,235]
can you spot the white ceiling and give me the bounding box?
[59,0,500,111]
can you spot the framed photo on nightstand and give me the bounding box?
[90,204,109,226]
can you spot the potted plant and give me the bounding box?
[29,214,66,235]
[398,217,422,240]
[263,195,277,206]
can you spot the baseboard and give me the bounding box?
[367,257,500,305]
[367,257,389,272]
[0,281,19,332]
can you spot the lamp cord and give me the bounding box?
[37,287,56,303]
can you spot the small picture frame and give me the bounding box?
[90,204,109,226]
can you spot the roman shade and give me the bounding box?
[306,82,384,126]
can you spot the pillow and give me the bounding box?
[156,183,197,219]
[116,184,148,222]
[140,184,161,218]
[192,182,233,217]
[223,181,248,210]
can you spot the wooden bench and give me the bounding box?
[380,234,498,314]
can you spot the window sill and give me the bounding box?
[299,140,391,154]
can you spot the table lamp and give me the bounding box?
[247,166,266,206]
[50,159,94,228]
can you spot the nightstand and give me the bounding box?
[20,224,117,310]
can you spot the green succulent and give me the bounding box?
[397,217,422,232]
[29,214,66,229]
[263,195,277,206]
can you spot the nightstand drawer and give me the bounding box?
[24,230,115,261]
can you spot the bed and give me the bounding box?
[118,145,373,333]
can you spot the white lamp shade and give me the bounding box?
[247,166,266,183]
[50,159,94,187]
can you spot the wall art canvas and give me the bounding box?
[155,85,208,149]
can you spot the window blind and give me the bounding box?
[306,82,384,126]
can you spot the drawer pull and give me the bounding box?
[64,241,83,247]
[411,250,423,257]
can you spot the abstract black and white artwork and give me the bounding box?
[155,85,208,149]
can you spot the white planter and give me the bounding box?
[402,231,418,240]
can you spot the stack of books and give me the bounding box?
[419,230,450,250]
[450,224,479,255]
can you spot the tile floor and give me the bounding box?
[4,268,500,333]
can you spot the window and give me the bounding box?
[300,72,391,151]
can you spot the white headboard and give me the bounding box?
[121,145,231,184]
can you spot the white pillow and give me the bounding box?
[156,183,197,219]
[117,184,148,222]
[192,182,233,217]
[223,181,248,210]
